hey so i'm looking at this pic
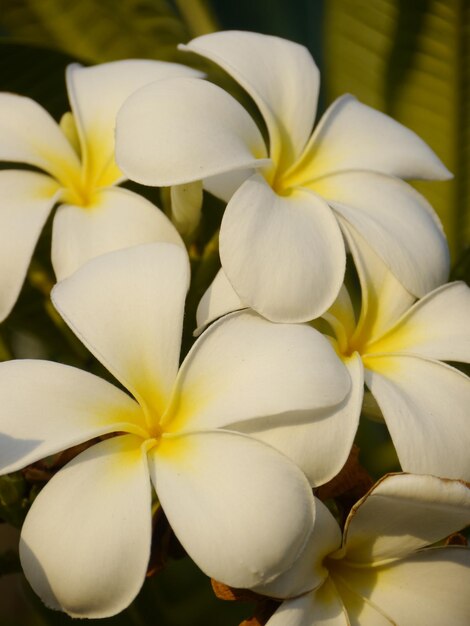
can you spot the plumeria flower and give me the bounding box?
[255,473,470,625]
[0,59,199,322]
[116,30,450,323]
[0,242,354,617]
[321,226,470,481]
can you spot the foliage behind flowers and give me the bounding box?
[0,1,469,625]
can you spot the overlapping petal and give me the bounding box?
[287,94,451,184]
[0,359,145,474]
[317,171,449,297]
[368,281,470,362]
[52,243,189,418]
[196,268,245,334]
[232,353,363,487]
[339,548,470,626]
[182,30,319,170]
[162,310,349,434]
[51,187,183,281]
[219,175,345,322]
[115,77,269,186]
[0,170,61,321]
[0,93,81,186]
[364,356,470,480]
[342,474,470,564]
[66,60,201,188]
[20,435,152,618]
[150,430,314,589]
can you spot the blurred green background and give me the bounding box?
[0,1,468,624]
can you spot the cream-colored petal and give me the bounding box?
[342,473,470,564]
[51,187,183,281]
[150,430,314,589]
[368,281,470,362]
[364,356,470,480]
[286,94,451,184]
[52,243,189,418]
[183,31,319,170]
[195,268,245,335]
[255,500,341,599]
[163,310,350,434]
[339,547,470,626]
[0,170,60,321]
[317,172,449,298]
[234,354,363,487]
[220,175,345,322]
[0,93,81,186]
[266,580,351,626]
[66,59,201,188]
[20,435,152,618]
[0,359,146,474]
[116,77,268,186]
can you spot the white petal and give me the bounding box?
[364,355,470,480]
[52,243,189,417]
[116,77,269,186]
[51,187,183,281]
[150,430,314,589]
[183,31,319,168]
[339,547,470,626]
[234,354,363,487]
[203,167,255,202]
[0,359,145,474]
[163,310,350,434]
[0,93,81,184]
[255,499,341,599]
[332,577,394,625]
[66,60,201,188]
[342,225,416,342]
[342,473,470,564]
[0,170,60,321]
[195,268,245,334]
[220,175,345,322]
[290,94,451,182]
[20,435,152,618]
[369,281,470,362]
[266,581,350,626]
[316,172,449,297]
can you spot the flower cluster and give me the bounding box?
[0,30,469,624]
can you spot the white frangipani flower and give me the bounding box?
[0,59,198,322]
[116,30,450,323]
[257,473,470,626]
[322,227,470,481]
[0,243,353,618]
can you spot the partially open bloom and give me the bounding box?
[0,243,354,617]
[0,59,197,321]
[256,473,470,625]
[116,30,450,323]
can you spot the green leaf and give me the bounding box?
[324,0,470,259]
[0,0,217,64]
[0,473,29,528]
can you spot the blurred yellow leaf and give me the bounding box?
[324,0,470,259]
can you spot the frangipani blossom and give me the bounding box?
[116,30,450,323]
[0,243,352,618]
[0,60,198,322]
[256,473,470,626]
[321,227,470,481]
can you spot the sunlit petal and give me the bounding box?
[20,435,151,618]
[116,77,268,186]
[342,473,470,563]
[163,310,350,434]
[0,359,145,474]
[195,268,245,335]
[51,187,183,281]
[220,175,345,322]
[52,243,189,417]
[0,170,60,321]
[364,355,470,480]
[150,430,314,589]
